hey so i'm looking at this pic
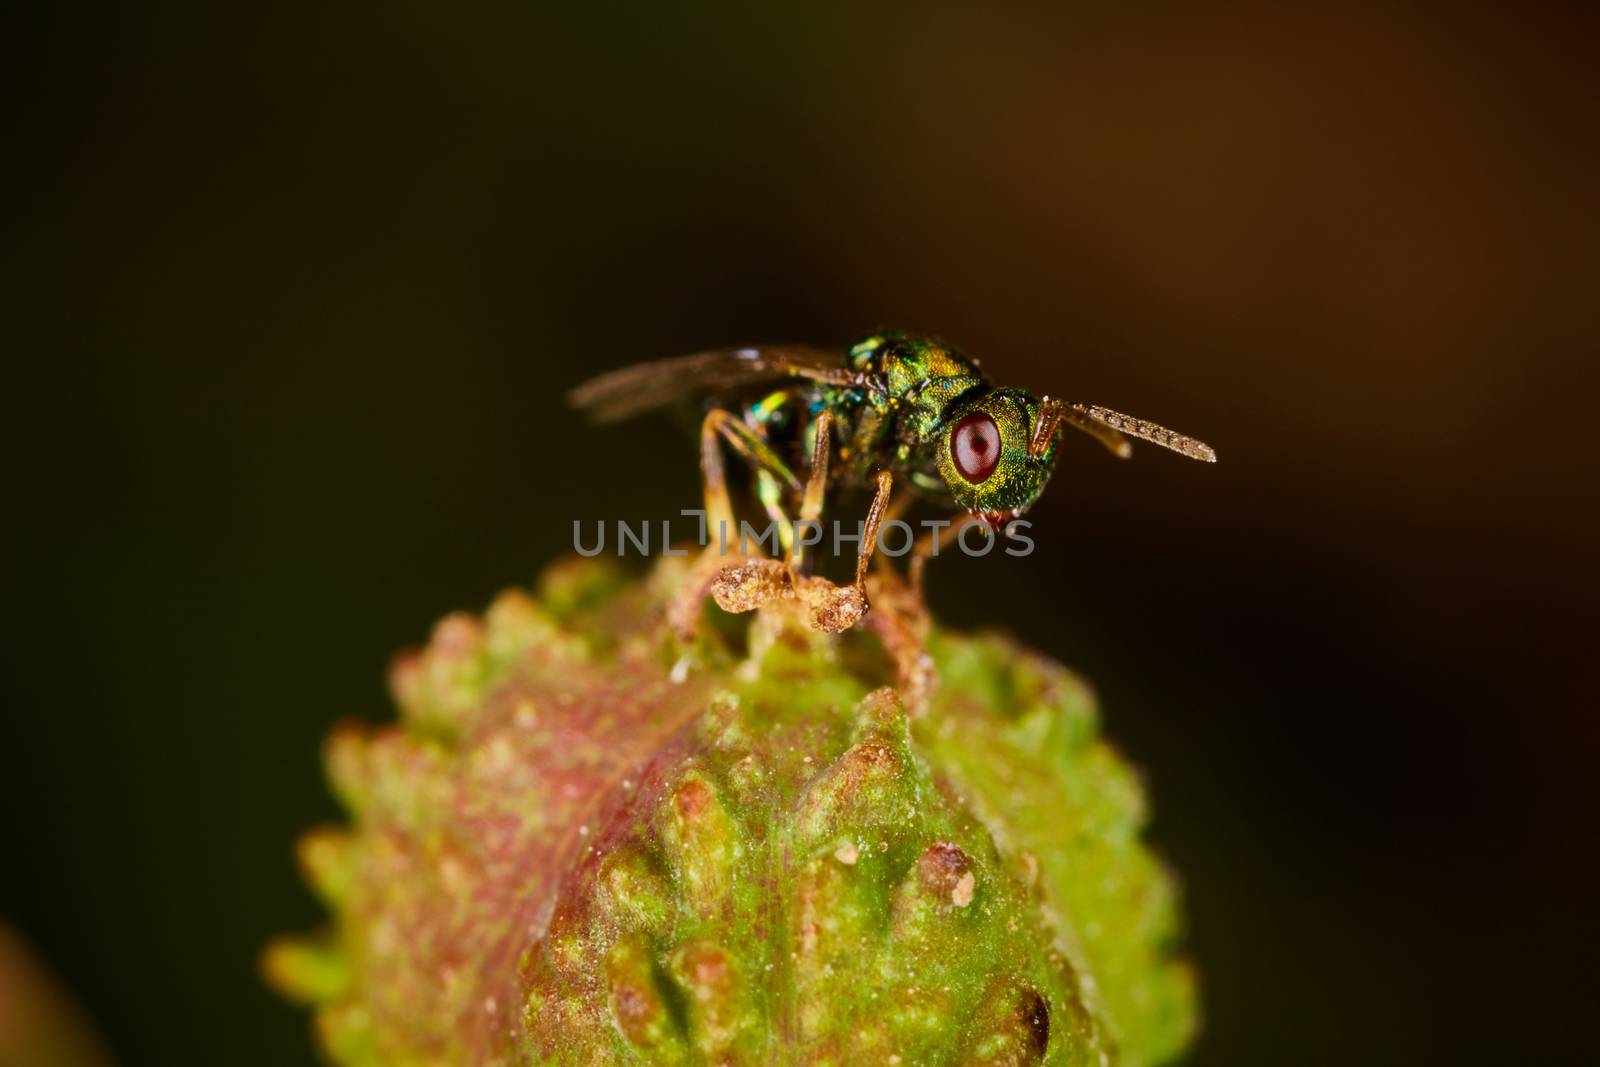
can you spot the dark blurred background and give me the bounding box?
[3,3,1595,1065]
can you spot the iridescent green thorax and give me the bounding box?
[846,332,986,440]
[813,334,986,491]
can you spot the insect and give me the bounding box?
[569,331,1214,638]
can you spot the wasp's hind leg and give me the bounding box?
[669,408,800,641]
[705,407,858,631]
[703,407,874,635]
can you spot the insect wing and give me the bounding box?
[568,345,851,423]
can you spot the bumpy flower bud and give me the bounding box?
[265,557,1196,1065]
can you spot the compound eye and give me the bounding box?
[951,411,1002,483]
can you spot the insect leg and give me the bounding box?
[867,489,916,575]
[782,410,874,635]
[734,412,803,558]
[685,406,824,637]
[675,408,789,639]
[697,409,801,544]
[762,407,833,574]
[697,409,737,537]
[717,416,802,493]
[854,470,895,593]
[790,469,890,633]
[879,489,914,526]
[754,471,796,559]
[799,409,833,526]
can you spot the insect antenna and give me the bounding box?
[1057,402,1132,459]
[1069,403,1217,462]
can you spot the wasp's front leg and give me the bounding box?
[789,461,893,635]
[669,407,799,641]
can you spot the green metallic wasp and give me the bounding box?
[570,331,1214,638]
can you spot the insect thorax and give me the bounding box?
[837,334,989,482]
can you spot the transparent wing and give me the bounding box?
[568,345,854,424]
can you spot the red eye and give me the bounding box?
[951,412,1002,483]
